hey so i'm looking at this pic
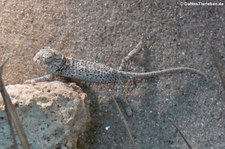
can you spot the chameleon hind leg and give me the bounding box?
[116,40,143,116]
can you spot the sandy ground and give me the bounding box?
[1,1,225,149]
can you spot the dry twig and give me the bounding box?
[169,119,193,149]
[209,45,225,90]
[0,59,30,149]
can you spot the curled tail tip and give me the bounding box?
[182,67,208,82]
[194,70,208,83]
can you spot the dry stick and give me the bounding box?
[106,88,137,149]
[0,59,18,148]
[209,45,225,90]
[0,59,30,149]
[169,119,193,149]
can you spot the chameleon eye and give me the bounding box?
[45,54,54,62]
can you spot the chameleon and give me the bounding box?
[25,47,207,84]
[24,46,207,148]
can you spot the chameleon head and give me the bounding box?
[33,47,63,66]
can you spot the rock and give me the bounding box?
[0,81,91,149]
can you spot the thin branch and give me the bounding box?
[169,119,193,149]
[0,59,30,149]
[0,59,18,149]
[106,88,137,149]
[209,45,225,91]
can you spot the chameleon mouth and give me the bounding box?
[33,55,40,63]
[33,55,43,64]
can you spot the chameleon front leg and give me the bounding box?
[24,74,56,84]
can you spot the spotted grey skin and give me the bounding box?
[33,47,130,83]
[31,47,207,84]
